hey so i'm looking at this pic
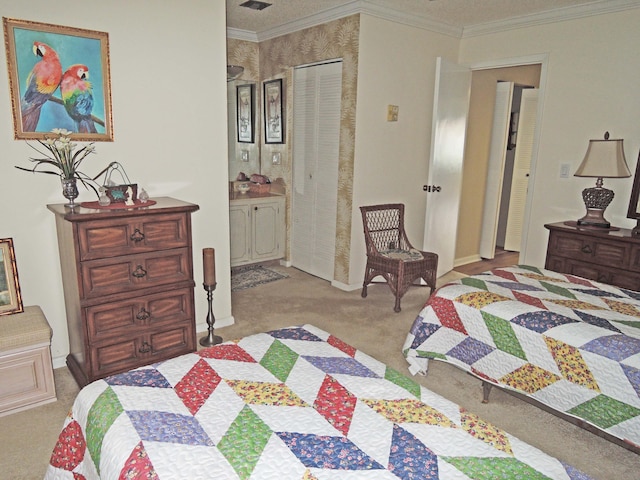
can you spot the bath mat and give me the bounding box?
[231,264,289,291]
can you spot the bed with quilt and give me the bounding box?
[45,324,593,479]
[403,265,640,453]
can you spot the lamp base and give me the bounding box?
[577,208,610,228]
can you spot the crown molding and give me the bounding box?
[226,0,640,43]
[462,0,640,38]
[226,27,258,42]
[227,0,461,42]
[357,1,462,38]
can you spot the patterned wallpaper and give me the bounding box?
[227,15,360,285]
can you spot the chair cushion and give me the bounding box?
[379,248,424,261]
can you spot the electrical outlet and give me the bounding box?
[272,152,281,165]
[241,150,249,162]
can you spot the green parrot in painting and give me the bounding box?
[61,64,97,133]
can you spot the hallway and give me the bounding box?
[454,248,519,276]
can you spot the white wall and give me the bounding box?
[0,0,232,367]
[349,15,459,286]
[459,8,640,267]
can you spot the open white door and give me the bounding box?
[479,82,513,259]
[504,88,538,252]
[422,57,471,277]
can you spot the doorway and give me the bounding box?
[454,60,543,268]
[480,83,538,259]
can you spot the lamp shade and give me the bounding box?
[574,137,630,178]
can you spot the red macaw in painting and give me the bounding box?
[20,41,62,132]
[61,64,97,134]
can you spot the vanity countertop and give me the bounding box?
[229,191,284,202]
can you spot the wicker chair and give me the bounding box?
[360,204,438,312]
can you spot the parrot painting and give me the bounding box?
[20,42,62,132]
[61,64,97,133]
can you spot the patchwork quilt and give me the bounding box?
[45,324,593,479]
[404,265,640,451]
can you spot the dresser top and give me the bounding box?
[544,221,640,241]
[47,196,199,221]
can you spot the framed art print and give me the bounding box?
[0,238,23,316]
[236,83,254,143]
[264,78,284,144]
[3,17,113,141]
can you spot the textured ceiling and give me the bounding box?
[226,0,607,33]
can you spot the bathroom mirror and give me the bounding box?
[228,80,260,181]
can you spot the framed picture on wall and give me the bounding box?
[3,17,113,141]
[0,238,23,316]
[236,84,254,143]
[264,78,284,144]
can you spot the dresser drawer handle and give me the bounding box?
[132,265,147,278]
[138,341,152,353]
[136,308,151,320]
[130,228,145,243]
[581,245,592,254]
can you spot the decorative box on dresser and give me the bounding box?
[545,221,640,290]
[48,197,199,387]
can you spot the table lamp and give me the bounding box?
[574,132,630,228]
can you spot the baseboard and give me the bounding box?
[454,254,482,267]
[331,280,361,292]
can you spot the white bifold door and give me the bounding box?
[291,60,343,281]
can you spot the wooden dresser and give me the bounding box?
[48,197,199,387]
[545,221,640,290]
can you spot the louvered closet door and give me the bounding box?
[503,88,538,252]
[292,61,342,281]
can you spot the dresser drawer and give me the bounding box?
[562,258,640,290]
[80,247,193,299]
[89,320,195,379]
[85,288,194,341]
[548,231,629,268]
[77,213,191,260]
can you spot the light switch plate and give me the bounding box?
[272,152,281,165]
[387,105,399,122]
[241,150,249,162]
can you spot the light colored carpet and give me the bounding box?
[2,266,637,479]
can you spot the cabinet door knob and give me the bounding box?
[581,245,592,254]
[132,265,147,278]
[138,341,152,353]
[136,308,151,320]
[130,228,145,243]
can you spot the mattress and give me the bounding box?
[404,265,640,451]
[46,323,593,479]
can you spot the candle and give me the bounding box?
[203,248,216,286]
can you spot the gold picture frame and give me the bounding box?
[3,17,113,141]
[0,238,23,316]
